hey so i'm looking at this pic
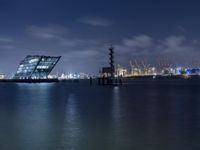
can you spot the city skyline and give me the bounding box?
[1,0,200,75]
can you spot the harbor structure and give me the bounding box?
[14,55,61,79]
[98,46,123,85]
[101,45,115,77]
[109,45,115,78]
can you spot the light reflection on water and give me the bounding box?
[110,86,121,148]
[16,83,55,150]
[62,94,81,150]
[0,82,200,150]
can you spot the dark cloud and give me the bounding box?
[78,17,112,27]
[26,24,68,40]
[123,35,153,48]
[0,37,15,43]
[115,34,200,69]
[177,26,187,33]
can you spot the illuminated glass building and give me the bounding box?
[14,55,61,79]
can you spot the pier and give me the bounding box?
[97,77,122,86]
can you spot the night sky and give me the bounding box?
[0,0,200,75]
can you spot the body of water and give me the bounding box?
[0,81,200,150]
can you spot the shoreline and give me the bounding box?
[0,75,200,83]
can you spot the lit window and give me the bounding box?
[29,58,39,63]
[37,66,49,69]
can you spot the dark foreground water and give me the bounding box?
[0,81,200,150]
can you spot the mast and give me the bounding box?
[109,45,115,78]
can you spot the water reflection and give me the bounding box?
[111,87,121,134]
[62,94,81,150]
[0,84,19,150]
[1,82,200,150]
[16,83,54,150]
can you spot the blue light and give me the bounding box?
[175,67,182,75]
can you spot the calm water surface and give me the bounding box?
[0,81,200,150]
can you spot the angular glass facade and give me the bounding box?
[14,55,61,79]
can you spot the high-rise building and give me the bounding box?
[14,55,61,79]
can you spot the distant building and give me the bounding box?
[101,67,112,77]
[116,65,127,77]
[186,68,200,75]
[131,68,141,76]
[0,74,5,79]
[14,55,61,79]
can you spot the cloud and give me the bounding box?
[163,36,185,47]
[78,17,112,27]
[59,38,101,48]
[0,37,15,43]
[117,35,192,54]
[161,36,189,53]
[0,37,17,50]
[63,49,100,59]
[123,35,153,48]
[26,24,68,40]
[114,34,199,67]
[177,26,187,33]
[57,38,106,62]
[26,24,106,67]
[53,39,107,73]
[0,45,15,49]
[25,24,106,65]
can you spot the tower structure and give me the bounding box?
[109,45,115,78]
